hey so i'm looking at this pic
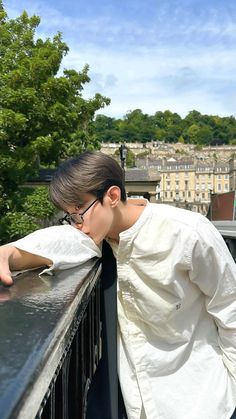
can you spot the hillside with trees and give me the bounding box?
[92,109,236,146]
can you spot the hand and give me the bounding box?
[0,245,52,286]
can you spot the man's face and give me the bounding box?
[64,193,115,245]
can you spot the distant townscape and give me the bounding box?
[101,142,236,215]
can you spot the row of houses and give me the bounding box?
[100,143,236,215]
[133,156,236,214]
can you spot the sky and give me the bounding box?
[3,0,236,119]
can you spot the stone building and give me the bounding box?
[100,142,236,215]
[136,156,235,215]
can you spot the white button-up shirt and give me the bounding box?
[10,203,236,419]
[108,203,236,419]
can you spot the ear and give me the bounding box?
[106,186,121,208]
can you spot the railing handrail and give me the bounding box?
[212,220,236,239]
[0,259,101,419]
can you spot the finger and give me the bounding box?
[0,272,13,286]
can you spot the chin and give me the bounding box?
[93,239,102,246]
[92,235,105,246]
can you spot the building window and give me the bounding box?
[188,191,191,198]
[218,184,221,191]
[225,183,229,190]
[224,174,229,180]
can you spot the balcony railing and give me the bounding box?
[0,241,124,419]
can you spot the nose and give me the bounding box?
[72,222,83,230]
[72,223,89,236]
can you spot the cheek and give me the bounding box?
[97,209,113,230]
[90,207,113,241]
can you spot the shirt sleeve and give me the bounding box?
[188,216,236,380]
[9,225,102,276]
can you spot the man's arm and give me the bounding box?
[0,225,101,286]
[189,217,236,379]
[0,245,52,286]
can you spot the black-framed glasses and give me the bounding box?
[59,198,99,225]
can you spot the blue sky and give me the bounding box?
[3,0,236,119]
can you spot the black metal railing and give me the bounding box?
[212,221,236,261]
[37,278,102,419]
[0,242,122,419]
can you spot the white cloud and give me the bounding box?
[61,43,236,118]
[4,0,236,118]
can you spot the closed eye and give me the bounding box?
[75,203,84,211]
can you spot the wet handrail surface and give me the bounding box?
[0,259,101,419]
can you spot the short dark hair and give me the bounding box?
[49,151,127,209]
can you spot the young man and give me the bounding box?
[0,151,236,419]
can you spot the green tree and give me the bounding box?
[0,3,110,243]
[0,187,56,243]
[197,125,213,145]
[185,124,201,144]
[120,109,156,143]
[183,110,203,126]
[178,135,185,144]
[92,114,122,143]
[152,111,183,142]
